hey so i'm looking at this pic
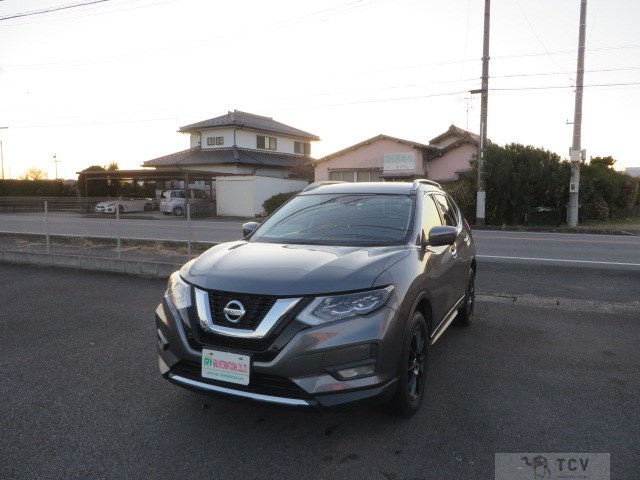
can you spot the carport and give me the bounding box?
[76,168,235,197]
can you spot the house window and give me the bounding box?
[206,137,224,146]
[257,135,277,150]
[216,136,224,145]
[294,141,311,155]
[329,169,381,182]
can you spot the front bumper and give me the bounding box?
[156,294,403,410]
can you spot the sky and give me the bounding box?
[0,0,639,180]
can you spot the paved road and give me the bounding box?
[473,230,640,268]
[3,212,640,267]
[0,212,245,244]
[1,258,638,479]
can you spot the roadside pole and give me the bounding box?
[567,0,588,227]
[474,0,491,226]
[44,201,50,254]
[116,206,121,259]
[187,203,192,258]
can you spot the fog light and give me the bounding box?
[336,363,376,380]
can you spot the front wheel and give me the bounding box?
[173,206,184,216]
[391,311,428,417]
[455,268,475,326]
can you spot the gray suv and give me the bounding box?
[156,180,475,416]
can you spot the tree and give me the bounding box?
[107,162,119,171]
[461,143,569,225]
[580,156,638,220]
[21,167,48,180]
[77,165,107,197]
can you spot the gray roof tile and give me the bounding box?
[179,110,320,141]
[143,147,314,169]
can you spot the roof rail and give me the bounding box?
[410,179,441,192]
[303,181,346,192]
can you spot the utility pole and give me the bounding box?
[471,0,491,226]
[0,127,7,180]
[567,0,588,227]
[53,153,61,180]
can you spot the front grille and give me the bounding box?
[190,297,312,361]
[171,361,311,400]
[208,291,276,330]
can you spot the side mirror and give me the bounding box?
[242,221,260,238]
[428,225,457,246]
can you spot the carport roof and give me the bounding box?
[142,146,314,169]
[76,168,229,181]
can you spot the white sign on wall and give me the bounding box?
[383,152,416,171]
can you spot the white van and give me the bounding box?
[160,189,209,216]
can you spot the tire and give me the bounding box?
[391,311,428,418]
[455,268,475,326]
[144,203,152,211]
[173,206,184,216]
[118,205,125,214]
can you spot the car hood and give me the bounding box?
[181,241,410,296]
[96,202,115,207]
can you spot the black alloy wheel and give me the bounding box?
[407,324,426,400]
[392,311,428,417]
[455,268,475,326]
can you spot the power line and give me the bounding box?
[6,81,639,129]
[514,0,573,82]
[0,0,110,21]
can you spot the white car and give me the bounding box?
[95,197,154,214]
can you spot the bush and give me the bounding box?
[0,179,63,197]
[262,191,301,215]
[443,180,476,222]
[461,143,569,225]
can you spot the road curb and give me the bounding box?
[473,225,640,236]
[0,249,181,278]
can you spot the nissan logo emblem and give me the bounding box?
[223,300,246,323]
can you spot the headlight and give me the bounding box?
[167,271,191,310]
[299,286,394,325]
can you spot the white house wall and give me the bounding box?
[198,128,236,149]
[217,176,308,216]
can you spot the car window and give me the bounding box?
[194,190,207,199]
[434,194,459,227]
[171,191,185,199]
[422,194,443,233]
[251,193,415,246]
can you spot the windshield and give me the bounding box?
[251,193,415,246]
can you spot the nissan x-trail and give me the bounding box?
[156,179,476,416]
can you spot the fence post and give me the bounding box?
[44,201,50,254]
[116,206,121,259]
[187,203,192,258]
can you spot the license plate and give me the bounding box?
[201,349,250,386]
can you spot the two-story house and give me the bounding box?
[142,110,319,216]
[143,110,320,179]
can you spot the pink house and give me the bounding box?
[313,135,434,182]
[314,125,479,183]
[426,125,480,181]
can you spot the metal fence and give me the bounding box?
[0,197,244,259]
